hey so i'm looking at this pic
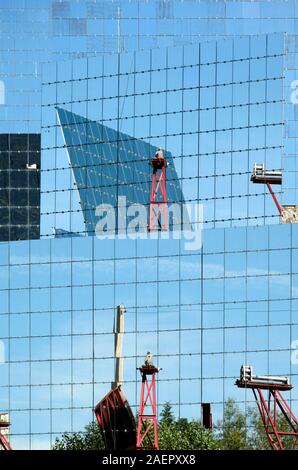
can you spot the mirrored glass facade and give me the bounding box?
[0,225,298,449]
[56,107,186,234]
[1,0,298,134]
[283,35,298,206]
[1,0,298,451]
[41,33,285,236]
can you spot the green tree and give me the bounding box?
[52,422,104,450]
[160,401,174,426]
[217,398,297,450]
[136,403,219,450]
[53,403,219,450]
[52,400,297,451]
[159,417,219,450]
[216,398,251,450]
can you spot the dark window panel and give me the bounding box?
[0,135,9,151]
[0,226,9,241]
[10,189,28,207]
[0,151,9,169]
[0,189,9,206]
[10,134,28,151]
[11,207,28,225]
[29,151,41,166]
[0,171,8,187]
[10,226,27,241]
[0,208,9,224]
[29,225,40,240]
[29,134,41,151]
[29,189,40,206]
[0,133,40,241]
[10,171,28,188]
[10,151,28,169]
[29,171,40,188]
[29,208,40,225]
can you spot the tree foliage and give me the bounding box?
[158,403,219,450]
[52,399,297,451]
[216,398,297,450]
[216,398,251,450]
[52,422,105,450]
[248,406,296,450]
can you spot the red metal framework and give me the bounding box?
[251,386,298,450]
[136,366,159,450]
[0,416,11,450]
[250,163,283,215]
[236,367,298,451]
[148,150,168,232]
[94,386,136,450]
[0,434,11,451]
[265,182,283,215]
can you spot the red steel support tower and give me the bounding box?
[0,433,12,451]
[148,149,168,232]
[136,360,160,450]
[0,414,12,450]
[236,365,298,450]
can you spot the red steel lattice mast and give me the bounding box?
[0,433,12,451]
[0,414,12,450]
[136,354,160,450]
[148,149,168,232]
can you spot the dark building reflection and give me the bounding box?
[0,134,40,241]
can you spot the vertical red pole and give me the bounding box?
[148,152,168,232]
[136,367,159,450]
[274,390,277,428]
[152,373,158,448]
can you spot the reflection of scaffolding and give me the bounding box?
[94,305,136,450]
[251,163,282,214]
[112,304,125,389]
[136,354,160,450]
[148,149,169,232]
[0,414,12,450]
[236,365,298,450]
[251,163,298,223]
[94,386,136,450]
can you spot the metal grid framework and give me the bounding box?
[1,1,298,134]
[56,107,184,235]
[136,366,159,449]
[0,224,298,448]
[252,388,298,450]
[94,385,136,450]
[1,0,298,451]
[41,33,285,237]
[236,368,298,450]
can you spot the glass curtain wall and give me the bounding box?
[41,33,285,236]
[0,224,297,448]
